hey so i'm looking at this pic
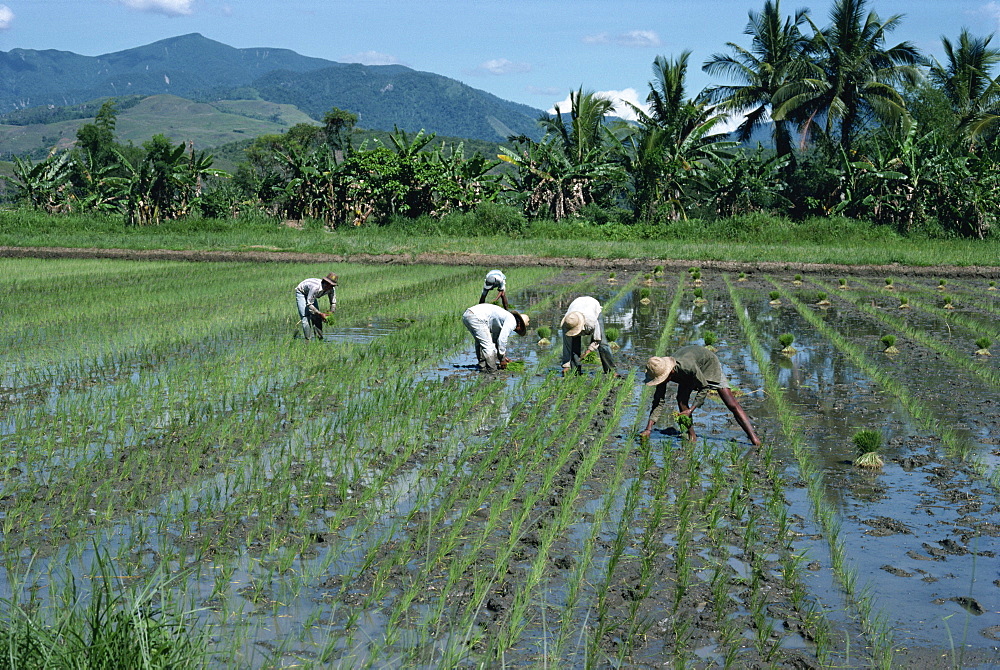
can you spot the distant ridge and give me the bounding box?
[0,33,545,142]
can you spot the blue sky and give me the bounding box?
[3,0,1000,121]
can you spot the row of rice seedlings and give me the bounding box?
[345,374,607,663]
[779,281,999,491]
[730,277,889,667]
[490,374,634,661]
[855,278,1000,351]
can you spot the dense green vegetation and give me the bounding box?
[4,0,1000,245]
[4,207,1000,267]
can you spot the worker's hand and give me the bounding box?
[498,358,510,370]
[639,429,651,438]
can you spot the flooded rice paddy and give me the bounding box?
[2,257,1000,668]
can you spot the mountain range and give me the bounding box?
[0,33,546,146]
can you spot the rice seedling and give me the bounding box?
[639,287,652,304]
[976,336,992,356]
[643,272,654,284]
[898,295,910,309]
[536,325,552,346]
[881,334,899,354]
[884,277,894,289]
[853,429,884,469]
[793,273,803,285]
[653,264,664,275]
[990,280,998,291]
[692,287,707,304]
[691,269,702,284]
[815,291,831,306]
[778,333,796,355]
[938,278,947,290]
[608,271,617,283]
[943,295,955,309]
[839,277,848,290]
[738,271,748,282]
[768,290,781,306]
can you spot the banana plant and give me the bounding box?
[7,152,74,213]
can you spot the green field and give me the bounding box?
[3,256,1000,667]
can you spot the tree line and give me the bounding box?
[5,0,1000,239]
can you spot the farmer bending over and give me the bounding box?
[295,272,337,341]
[480,269,509,310]
[640,345,761,445]
[560,295,616,375]
[462,303,529,372]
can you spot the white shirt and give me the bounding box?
[483,270,506,292]
[465,303,517,357]
[564,296,603,342]
[296,278,337,314]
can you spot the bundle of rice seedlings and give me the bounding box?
[884,277,894,290]
[769,290,782,306]
[536,325,552,346]
[676,413,693,432]
[738,271,748,282]
[838,277,849,290]
[816,291,831,306]
[692,287,707,304]
[881,334,899,354]
[608,271,617,283]
[639,287,652,305]
[605,326,622,351]
[975,336,992,356]
[779,333,796,355]
[989,280,997,291]
[653,264,664,275]
[938,278,947,290]
[793,274,803,285]
[943,296,955,310]
[853,429,884,468]
[898,296,910,309]
[702,330,718,351]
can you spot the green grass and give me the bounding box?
[3,209,1000,267]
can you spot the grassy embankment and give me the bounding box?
[3,208,1000,268]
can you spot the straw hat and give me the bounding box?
[561,311,586,337]
[643,356,676,385]
[511,311,529,332]
[322,272,338,286]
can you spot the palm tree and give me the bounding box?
[623,52,733,220]
[499,89,623,220]
[702,0,810,161]
[539,87,617,166]
[773,0,922,154]
[928,29,1000,143]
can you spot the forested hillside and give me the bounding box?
[0,33,544,142]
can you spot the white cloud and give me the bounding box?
[116,0,194,17]
[583,30,660,48]
[340,51,402,66]
[0,4,14,30]
[470,58,532,76]
[616,30,661,48]
[548,88,649,122]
